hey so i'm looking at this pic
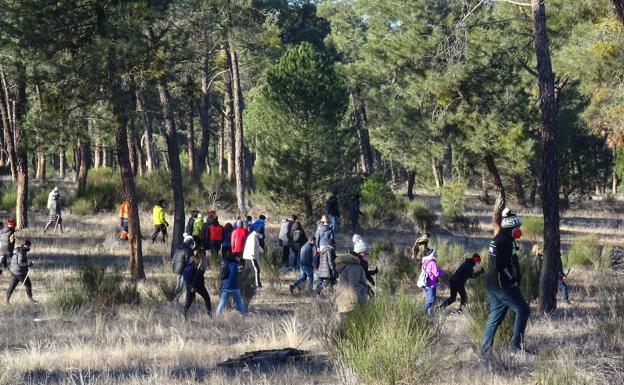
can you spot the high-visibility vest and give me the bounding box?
[119,202,129,219]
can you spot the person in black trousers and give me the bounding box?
[6,240,37,304]
[440,253,484,311]
[183,248,211,318]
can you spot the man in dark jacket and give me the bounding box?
[290,236,316,293]
[324,193,340,235]
[480,209,530,357]
[6,240,37,304]
[440,253,484,311]
[0,221,15,273]
[172,234,194,303]
[289,219,306,270]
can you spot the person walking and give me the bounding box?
[243,227,263,288]
[209,218,224,261]
[347,194,363,235]
[151,199,169,243]
[221,223,233,260]
[250,215,267,250]
[215,254,246,316]
[289,219,306,270]
[118,200,129,240]
[414,233,444,316]
[315,216,335,294]
[0,219,16,274]
[183,247,212,318]
[325,193,340,235]
[480,209,531,357]
[289,236,316,294]
[192,213,204,246]
[231,219,248,260]
[440,253,484,311]
[43,187,63,232]
[278,218,292,268]
[351,240,378,287]
[172,234,194,303]
[185,209,199,237]
[335,248,370,319]
[6,240,37,304]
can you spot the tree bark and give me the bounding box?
[156,78,185,257]
[94,139,102,168]
[442,140,452,185]
[349,91,374,175]
[59,147,66,179]
[432,160,441,189]
[14,64,28,229]
[76,140,91,196]
[218,112,225,174]
[0,67,17,181]
[485,153,506,236]
[224,46,235,182]
[513,174,526,207]
[406,170,416,200]
[136,88,156,173]
[532,0,562,313]
[36,152,46,183]
[244,146,255,193]
[230,48,247,215]
[197,58,211,174]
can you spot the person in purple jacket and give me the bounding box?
[414,233,444,316]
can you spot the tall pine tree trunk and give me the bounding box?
[224,46,235,182]
[14,64,28,229]
[136,88,156,173]
[76,140,90,196]
[230,49,247,215]
[94,139,102,168]
[406,170,416,200]
[218,112,225,174]
[349,91,373,175]
[59,147,66,179]
[532,0,562,313]
[36,152,46,183]
[0,67,17,181]
[156,79,185,257]
[197,58,211,174]
[513,174,526,207]
[485,154,506,236]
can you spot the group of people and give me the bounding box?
[167,204,269,318]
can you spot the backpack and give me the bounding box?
[182,264,196,284]
[417,269,428,288]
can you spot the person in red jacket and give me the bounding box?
[209,217,224,260]
[230,219,249,260]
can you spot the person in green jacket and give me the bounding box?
[192,213,204,245]
[151,199,169,243]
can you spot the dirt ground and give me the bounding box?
[0,196,622,385]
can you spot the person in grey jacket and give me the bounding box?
[0,220,16,273]
[335,253,369,315]
[6,240,37,304]
[315,216,335,294]
[172,234,194,303]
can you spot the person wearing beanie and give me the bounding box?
[481,209,531,357]
[349,240,378,287]
[43,187,63,232]
[335,248,369,316]
[440,253,484,311]
[230,219,249,260]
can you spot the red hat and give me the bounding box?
[7,219,16,227]
[472,253,481,263]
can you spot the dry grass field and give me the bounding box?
[0,196,623,385]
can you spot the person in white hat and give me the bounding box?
[314,215,335,294]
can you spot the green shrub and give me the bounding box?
[522,216,544,240]
[433,239,469,269]
[0,190,16,212]
[31,187,52,213]
[361,173,395,206]
[71,198,94,215]
[409,200,436,231]
[259,247,282,288]
[77,259,140,310]
[564,235,601,267]
[156,277,178,303]
[368,241,417,295]
[332,294,441,385]
[52,284,87,313]
[439,180,466,218]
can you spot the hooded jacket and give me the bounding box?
[231,227,249,254]
[172,243,193,274]
[220,259,240,290]
[485,230,520,290]
[152,205,166,225]
[0,227,15,255]
[315,224,334,249]
[10,247,31,277]
[335,254,369,313]
[243,232,262,260]
[421,250,444,288]
[449,258,483,286]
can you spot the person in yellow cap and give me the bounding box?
[151,199,169,243]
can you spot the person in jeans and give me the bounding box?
[290,236,316,294]
[419,240,444,316]
[183,248,211,318]
[6,240,37,304]
[440,253,484,311]
[216,254,246,316]
[481,209,530,357]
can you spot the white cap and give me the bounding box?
[354,241,370,254]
